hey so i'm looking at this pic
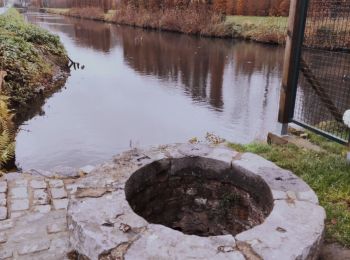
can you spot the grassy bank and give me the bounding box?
[0,8,69,169]
[228,133,350,247]
[225,16,287,44]
[45,8,288,44]
[0,8,69,115]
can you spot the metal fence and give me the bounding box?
[279,0,350,144]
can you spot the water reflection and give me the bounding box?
[117,28,283,111]
[17,13,284,170]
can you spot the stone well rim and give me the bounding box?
[68,143,326,259]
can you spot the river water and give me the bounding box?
[16,12,285,170]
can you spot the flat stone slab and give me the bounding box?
[0,144,325,260]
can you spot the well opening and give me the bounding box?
[125,157,273,237]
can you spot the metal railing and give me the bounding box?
[279,0,350,144]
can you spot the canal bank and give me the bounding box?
[0,8,69,169]
[43,7,288,45]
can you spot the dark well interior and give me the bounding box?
[125,157,273,237]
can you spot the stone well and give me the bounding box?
[0,144,326,260]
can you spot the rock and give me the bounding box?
[0,193,6,206]
[50,188,67,199]
[125,225,244,260]
[178,143,212,157]
[17,239,50,255]
[0,219,13,231]
[0,246,12,259]
[33,189,49,205]
[10,187,28,199]
[0,232,7,243]
[31,180,47,189]
[79,165,95,175]
[49,180,64,188]
[0,182,7,193]
[52,199,68,210]
[33,205,51,214]
[11,199,29,211]
[75,187,110,198]
[51,166,79,178]
[0,207,6,220]
[47,222,67,234]
[235,200,326,260]
[3,172,22,181]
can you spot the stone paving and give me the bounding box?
[0,144,326,260]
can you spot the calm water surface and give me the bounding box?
[16,12,284,170]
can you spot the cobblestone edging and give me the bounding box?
[0,144,326,260]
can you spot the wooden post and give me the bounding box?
[278,0,309,134]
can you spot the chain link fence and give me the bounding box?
[292,0,350,143]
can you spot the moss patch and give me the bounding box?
[0,8,68,110]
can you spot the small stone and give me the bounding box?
[0,219,13,231]
[0,182,7,193]
[119,223,131,233]
[49,180,64,188]
[0,207,7,220]
[33,189,49,205]
[194,198,207,206]
[47,222,67,233]
[0,246,12,259]
[33,205,51,214]
[17,239,50,255]
[0,193,6,206]
[31,180,47,189]
[50,188,67,199]
[0,232,7,243]
[11,199,29,211]
[10,187,28,199]
[52,199,68,210]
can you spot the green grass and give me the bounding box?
[228,133,350,247]
[0,8,67,107]
[225,15,287,44]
